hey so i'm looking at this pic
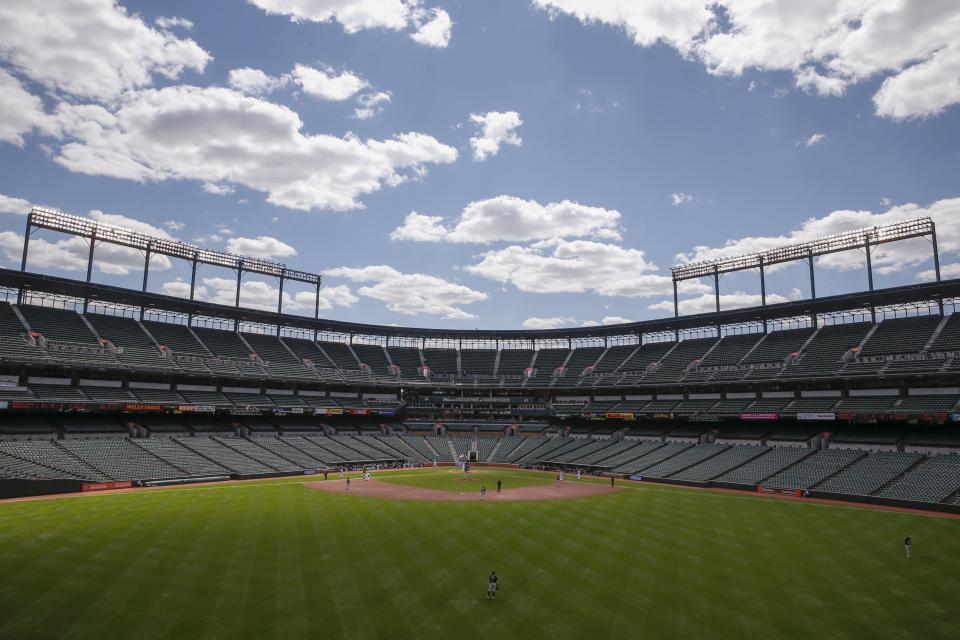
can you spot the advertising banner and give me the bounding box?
[10,401,91,412]
[605,412,636,420]
[177,404,216,414]
[82,481,133,492]
[228,406,262,416]
[739,412,779,421]
[797,412,836,421]
[121,403,165,413]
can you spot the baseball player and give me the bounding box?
[487,571,499,599]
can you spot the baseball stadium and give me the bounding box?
[3,2,960,639]
[0,209,959,639]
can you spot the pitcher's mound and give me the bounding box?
[305,478,622,502]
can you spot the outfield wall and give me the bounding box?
[0,478,84,499]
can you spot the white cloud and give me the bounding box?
[156,16,194,31]
[228,67,290,95]
[354,91,392,120]
[874,44,960,120]
[0,193,34,216]
[391,196,622,244]
[919,263,960,281]
[670,192,694,207]
[202,182,236,196]
[325,265,487,319]
[164,220,185,232]
[248,0,413,33]
[410,8,452,48]
[469,111,523,161]
[162,276,357,312]
[390,212,449,242]
[0,0,210,102]
[0,69,48,146]
[293,64,367,101]
[795,66,846,97]
[247,0,452,47]
[533,1,960,120]
[46,85,458,211]
[580,316,634,327]
[675,197,960,278]
[650,291,791,315]
[225,235,298,259]
[800,132,828,147]
[522,316,574,330]
[466,238,710,297]
[534,0,710,53]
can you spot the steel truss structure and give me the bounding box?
[20,208,322,332]
[669,217,942,329]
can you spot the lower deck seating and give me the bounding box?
[58,439,183,480]
[763,449,864,490]
[713,447,812,486]
[175,437,276,475]
[814,452,924,496]
[671,445,771,482]
[641,443,729,478]
[611,442,692,474]
[0,450,83,479]
[134,438,230,476]
[878,454,960,504]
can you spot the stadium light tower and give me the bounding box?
[20,208,322,332]
[670,217,940,327]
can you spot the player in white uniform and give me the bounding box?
[904,535,912,559]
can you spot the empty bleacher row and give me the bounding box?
[4,302,960,388]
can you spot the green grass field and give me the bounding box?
[1,468,958,640]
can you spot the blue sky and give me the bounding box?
[1,0,959,330]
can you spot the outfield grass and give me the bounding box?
[0,469,957,640]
